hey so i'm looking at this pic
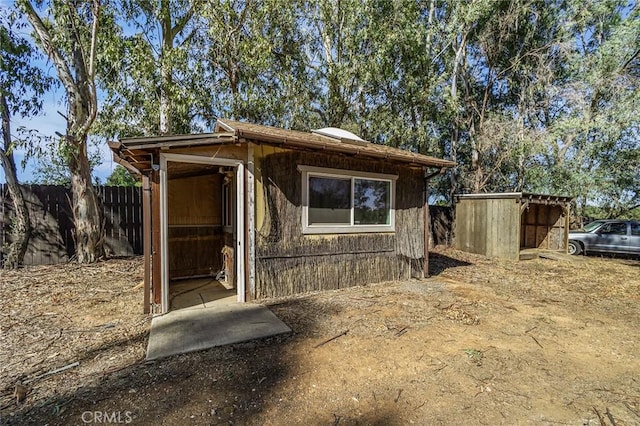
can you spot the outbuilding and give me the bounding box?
[454,192,573,261]
[110,119,455,313]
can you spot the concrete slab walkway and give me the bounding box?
[146,303,291,361]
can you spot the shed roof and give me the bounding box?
[109,119,456,173]
[455,192,573,205]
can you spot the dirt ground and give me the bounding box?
[1,247,639,425]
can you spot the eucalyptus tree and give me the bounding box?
[19,0,106,262]
[303,0,367,128]
[97,0,204,137]
[349,1,446,149]
[199,0,311,129]
[470,0,565,193]
[0,10,54,267]
[425,0,561,197]
[530,0,640,217]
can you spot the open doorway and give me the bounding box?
[520,203,566,251]
[160,154,245,313]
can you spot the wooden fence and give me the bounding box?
[429,205,454,247]
[0,184,143,265]
[0,183,454,266]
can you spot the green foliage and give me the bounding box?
[1,7,57,180]
[105,165,140,187]
[14,0,639,219]
[29,137,104,186]
[95,0,205,137]
[200,0,313,128]
[526,0,640,217]
[0,10,56,120]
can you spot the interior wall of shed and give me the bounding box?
[167,171,226,280]
[520,204,566,250]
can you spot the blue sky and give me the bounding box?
[1,0,118,185]
[3,101,118,185]
[2,90,119,185]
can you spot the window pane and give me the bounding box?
[601,223,627,235]
[308,176,351,225]
[584,220,605,232]
[354,179,390,225]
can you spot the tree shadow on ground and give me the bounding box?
[428,251,473,276]
[4,298,400,425]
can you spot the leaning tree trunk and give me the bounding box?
[68,140,104,263]
[0,158,31,268]
[0,93,31,268]
[21,0,105,263]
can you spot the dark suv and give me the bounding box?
[568,220,640,256]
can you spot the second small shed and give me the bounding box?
[454,192,572,260]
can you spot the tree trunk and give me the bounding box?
[1,93,31,268]
[159,63,172,134]
[68,140,104,263]
[449,32,467,201]
[159,0,173,135]
[22,0,105,263]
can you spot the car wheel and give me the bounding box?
[568,241,582,255]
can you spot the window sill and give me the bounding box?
[302,225,395,234]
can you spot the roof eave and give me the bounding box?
[120,132,236,150]
[235,128,455,168]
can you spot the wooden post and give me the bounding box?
[564,204,570,253]
[246,144,255,301]
[423,177,430,278]
[151,169,162,306]
[142,175,152,314]
[423,167,445,278]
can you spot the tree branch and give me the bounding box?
[88,0,100,80]
[78,0,100,138]
[621,48,640,73]
[19,0,79,97]
[172,0,202,40]
[66,0,89,83]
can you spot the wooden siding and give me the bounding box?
[168,174,221,226]
[455,196,569,260]
[455,198,521,260]
[253,149,425,299]
[168,226,223,278]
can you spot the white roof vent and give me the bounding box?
[312,127,363,141]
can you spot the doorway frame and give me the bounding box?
[160,153,245,313]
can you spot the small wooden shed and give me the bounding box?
[454,192,573,260]
[109,119,455,313]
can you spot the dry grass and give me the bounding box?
[1,248,639,425]
[0,258,148,419]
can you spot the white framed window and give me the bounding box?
[299,165,397,234]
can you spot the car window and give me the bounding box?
[584,220,606,232]
[599,222,628,235]
[632,223,640,236]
